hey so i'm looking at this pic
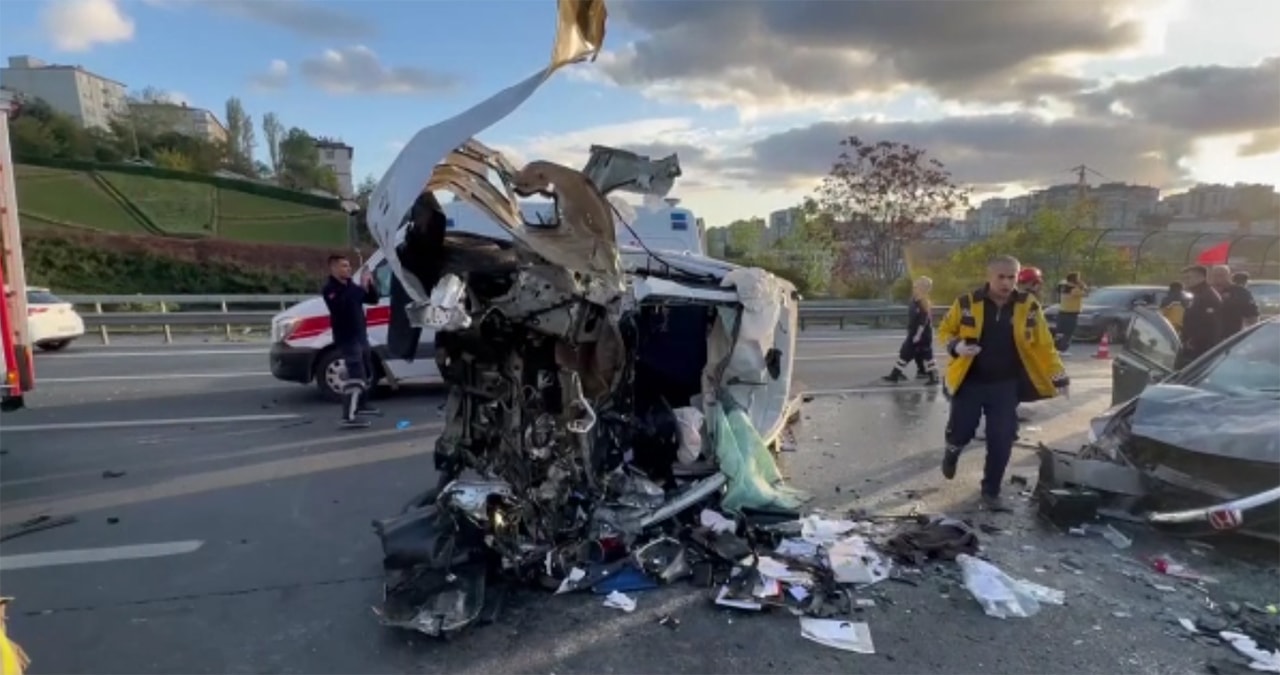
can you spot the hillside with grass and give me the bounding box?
[15,163,349,247]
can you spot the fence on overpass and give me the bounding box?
[1048,227,1280,285]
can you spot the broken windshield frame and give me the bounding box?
[1177,321,1280,400]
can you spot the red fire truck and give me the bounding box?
[1,92,34,411]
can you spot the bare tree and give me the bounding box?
[815,136,969,287]
[262,112,284,175]
[224,97,249,172]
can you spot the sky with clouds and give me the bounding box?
[2,0,1277,226]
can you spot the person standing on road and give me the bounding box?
[1054,271,1088,354]
[323,254,383,428]
[937,256,1069,511]
[1211,265,1259,336]
[1159,281,1186,334]
[1174,265,1223,370]
[883,276,940,386]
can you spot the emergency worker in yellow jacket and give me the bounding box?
[936,256,1069,510]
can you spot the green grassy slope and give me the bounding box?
[15,163,348,247]
[15,165,150,234]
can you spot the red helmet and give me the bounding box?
[1017,267,1044,286]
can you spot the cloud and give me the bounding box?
[1074,57,1280,137]
[147,0,377,39]
[298,46,458,95]
[250,59,291,91]
[596,0,1166,112]
[1239,129,1280,157]
[41,0,135,52]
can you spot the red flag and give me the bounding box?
[1195,241,1230,265]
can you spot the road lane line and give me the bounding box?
[50,349,265,358]
[2,414,301,433]
[40,371,271,383]
[0,540,204,572]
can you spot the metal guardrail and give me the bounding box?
[59,294,935,344]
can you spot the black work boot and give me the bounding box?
[915,370,929,380]
[882,369,908,383]
[356,402,383,417]
[941,444,961,480]
[925,372,940,386]
[980,493,1010,512]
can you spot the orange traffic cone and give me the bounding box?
[1094,333,1111,359]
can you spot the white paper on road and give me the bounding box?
[799,618,876,654]
[827,535,892,586]
[0,540,204,571]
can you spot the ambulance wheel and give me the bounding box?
[313,347,383,402]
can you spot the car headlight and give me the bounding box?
[271,317,300,343]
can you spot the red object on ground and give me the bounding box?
[1196,241,1231,265]
[1094,333,1111,359]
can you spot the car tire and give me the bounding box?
[313,347,383,402]
[36,339,71,352]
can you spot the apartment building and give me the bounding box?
[1161,183,1278,221]
[129,102,229,146]
[0,55,127,129]
[315,138,354,198]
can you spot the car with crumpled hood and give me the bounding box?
[1055,308,1280,540]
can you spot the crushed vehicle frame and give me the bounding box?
[359,0,808,638]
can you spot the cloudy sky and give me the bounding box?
[3,0,1277,225]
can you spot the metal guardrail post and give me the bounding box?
[160,300,172,344]
[221,299,231,340]
[95,301,109,345]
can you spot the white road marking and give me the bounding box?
[0,540,204,572]
[40,371,271,383]
[2,414,301,433]
[51,349,264,359]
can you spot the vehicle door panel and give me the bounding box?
[1111,307,1182,405]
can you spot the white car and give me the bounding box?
[27,287,85,351]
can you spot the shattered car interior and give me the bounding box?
[367,135,807,636]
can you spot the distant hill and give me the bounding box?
[15,162,349,248]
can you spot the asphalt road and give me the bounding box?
[2,332,1271,674]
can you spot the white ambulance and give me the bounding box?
[268,197,707,400]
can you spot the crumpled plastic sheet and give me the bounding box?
[711,404,808,514]
[1220,631,1280,673]
[956,554,1064,619]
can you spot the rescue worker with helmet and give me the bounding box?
[937,256,1069,511]
[1016,266,1044,299]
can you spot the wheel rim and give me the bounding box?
[325,358,347,394]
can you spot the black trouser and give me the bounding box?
[338,338,373,420]
[945,379,1019,497]
[1055,312,1079,351]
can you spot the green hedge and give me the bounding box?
[16,155,344,211]
[24,231,317,294]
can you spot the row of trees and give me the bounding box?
[9,89,340,195]
[722,135,1143,299]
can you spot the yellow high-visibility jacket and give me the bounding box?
[937,286,1068,400]
[1,598,29,675]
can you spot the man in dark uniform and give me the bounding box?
[1174,265,1223,370]
[937,256,1069,511]
[1211,265,1259,337]
[323,254,383,428]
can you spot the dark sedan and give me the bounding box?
[1044,284,1178,343]
[1082,311,1280,539]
